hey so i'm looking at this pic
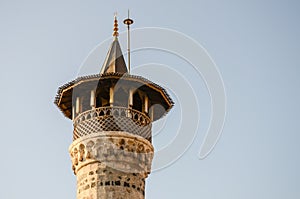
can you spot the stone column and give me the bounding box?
[69,132,154,199]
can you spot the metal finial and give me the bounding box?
[123,10,134,73]
[113,13,119,38]
[123,10,134,26]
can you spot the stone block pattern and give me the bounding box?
[69,131,154,199]
[77,162,145,199]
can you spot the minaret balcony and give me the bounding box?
[73,106,152,141]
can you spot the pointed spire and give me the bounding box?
[100,14,128,74]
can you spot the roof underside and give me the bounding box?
[54,73,174,121]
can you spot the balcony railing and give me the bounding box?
[73,106,152,141]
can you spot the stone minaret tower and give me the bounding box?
[54,15,173,199]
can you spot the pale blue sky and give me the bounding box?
[0,0,300,199]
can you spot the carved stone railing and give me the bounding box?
[73,107,152,141]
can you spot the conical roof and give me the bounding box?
[100,38,128,74]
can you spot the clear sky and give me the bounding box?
[0,0,300,199]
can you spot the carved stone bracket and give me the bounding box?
[69,131,154,175]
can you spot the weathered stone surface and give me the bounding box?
[76,162,145,199]
[69,131,154,199]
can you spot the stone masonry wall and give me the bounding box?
[69,132,154,199]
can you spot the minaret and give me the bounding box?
[54,15,173,199]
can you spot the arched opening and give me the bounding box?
[96,87,109,107]
[114,87,128,107]
[132,91,143,113]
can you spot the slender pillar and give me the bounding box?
[76,97,82,114]
[128,89,133,107]
[72,106,75,120]
[109,87,114,106]
[90,90,96,109]
[149,107,154,121]
[144,95,149,113]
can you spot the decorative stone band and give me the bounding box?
[73,107,152,141]
[69,131,154,175]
